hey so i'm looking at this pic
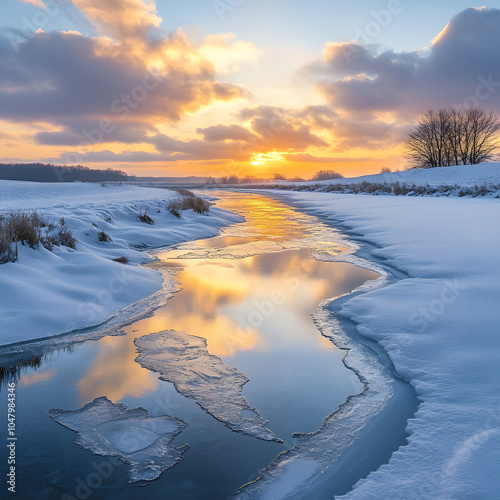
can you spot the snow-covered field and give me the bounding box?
[261,191,500,499]
[0,181,241,346]
[241,162,500,197]
[2,170,499,498]
[307,161,500,188]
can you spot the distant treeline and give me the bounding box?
[0,163,133,183]
[209,169,344,185]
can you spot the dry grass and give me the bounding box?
[167,192,210,217]
[112,256,129,264]
[0,212,76,264]
[138,210,154,225]
[239,180,500,198]
[174,188,196,197]
[97,230,112,243]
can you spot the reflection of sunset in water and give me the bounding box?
[7,192,386,500]
[77,192,377,403]
[141,248,376,358]
[18,369,56,387]
[78,335,159,403]
[140,260,261,356]
[211,195,308,241]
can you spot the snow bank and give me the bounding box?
[299,162,500,188]
[0,181,241,346]
[0,180,176,211]
[260,192,500,499]
[49,396,188,482]
[135,330,281,443]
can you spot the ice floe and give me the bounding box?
[49,396,188,482]
[135,330,282,443]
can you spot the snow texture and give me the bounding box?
[135,330,281,443]
[49,396,188,482]
[0,181,242,346]
[280,162,500,190]
[244,189,500,500]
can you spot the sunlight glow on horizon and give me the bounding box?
[1,1,499,178]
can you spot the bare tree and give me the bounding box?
[273,173,287,180]
[404,107,499,168]
[311,169,344,181]
[465,108,499,164]
[447,108,463,166]
[404,110,446,168]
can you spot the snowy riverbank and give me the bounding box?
[0,181,241,346]
[301,161,500,189]
[236,163,500,198]
[262,191,500,499]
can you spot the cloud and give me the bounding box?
[283,153,372,163]
[18,0,46,8]
[328,117,410,151]
[47,128,254,164]
[307,8,500,117]
[34,120,155,146]
[0,131,16,140]
[239,105,329,151]
[295,105,337,129]
[197,124,255,142]
[150,133,250,161]
[0,0,255,165]
[199,33,261,74]
[54,150,166,163]
[46,103,334,163]
[71,0,162,44]
[7,4,500,171]
[0,29,245,121]
[0,21,247,156]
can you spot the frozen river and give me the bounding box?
[0,192,416,499]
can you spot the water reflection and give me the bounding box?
[141,249,375,361]
[0,355,47,388]
[202,194,313,241]
[0,192,383,500]
[78,334,159,403]
[0,348,72,389]
[77,192,377,418]
[195,236,262,248]
[18,369,56,387]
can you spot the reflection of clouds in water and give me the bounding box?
[78,335,159,404]
[77,193,375,418]
[140,265,260,357]
[141,312,260,357]
[148,247,378,359]
[19,369,56,387]
[195,236,262,249]
[196,262,235,268]
[207,194,314,241]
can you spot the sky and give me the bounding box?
[1,0,500,178]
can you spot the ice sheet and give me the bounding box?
[135,330,281,443]
[49,396,188,482]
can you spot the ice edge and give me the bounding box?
[232,256,401,499]
[134,330,283,444]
